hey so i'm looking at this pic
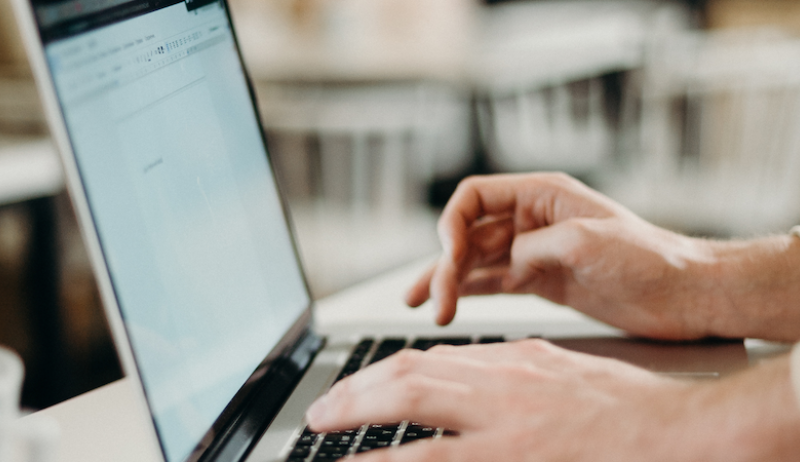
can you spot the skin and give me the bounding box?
[306,173,800,461]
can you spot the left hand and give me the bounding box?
[403,174,722,340]
[306,339,696,462]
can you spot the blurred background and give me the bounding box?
[3,0,800,409]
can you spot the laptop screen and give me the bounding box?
[34,0,311,460]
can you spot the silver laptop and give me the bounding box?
[10,0,749,461]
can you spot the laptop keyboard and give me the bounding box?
[286,336,511,462]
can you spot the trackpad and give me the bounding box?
[551,337,749,379]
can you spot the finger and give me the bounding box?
[465,216,515,265]
[425,338,642,380]
[439,173,621,265]
[430,258,460,325]
[437,175,521,264]
[502,221,582,293]
[308,350,499,431]
[349,435,482,462]
[405,263,436,307]
[306,374,472,432]
[430,217,515,324]
[456,266,507,296]
[424,338,563,366]
[333,348,490,395]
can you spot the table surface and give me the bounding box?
[0,137,63,206]
[21,258,790,462]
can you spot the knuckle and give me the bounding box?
[527,337,553,350]
[448,176,483,205]
[522,338,556,355]
[387,349,422,377]
[435,216,452,237]
[559,218,597,266]
[565,217,593,237]
[457,174,484,191]
[541,171,576,188]
[325,380,352,406]
[426,344,458,355]
[395,375,429,413]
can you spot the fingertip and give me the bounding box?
[429,259,459,325]
[432,289,458,326]
[405,289,427,308]
[305,396,328,430]
[405,264,436,307]
[435,304,456,326]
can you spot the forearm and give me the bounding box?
[678,355,800,461]
[698,234,800,341]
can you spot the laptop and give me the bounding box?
[10,0,750,461]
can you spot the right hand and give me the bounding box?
[406,173,720,340]
[308,340,800,462]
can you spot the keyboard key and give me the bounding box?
[315,449,347,459]
[369,423,400,430]
[368,338,407,364]
[322,434,354,443]
[478,336,505,344]
[401,424,436,444]
[327,428,358,435]
[290,446,312,458]
[410,339,438,351]
[405,424,435,432]
[411,337,473,351]
[296,436,314,446]
[434,337,471,346]
[321,439,351,448]
[334,339,375,382]
[363,432,394,442]
[357,440,391,452]
[312,455,346,462]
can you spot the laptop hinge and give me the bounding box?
[195,329,325,462]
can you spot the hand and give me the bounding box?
[406,173,720,339]
[307,340,681,462]
[306,340,800,462]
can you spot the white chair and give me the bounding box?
[472,0,686,176]
[603,30,800,237]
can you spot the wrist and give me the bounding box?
[652,231,727,339]
[701,235,800,340]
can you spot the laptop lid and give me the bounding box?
[11,0,320,460]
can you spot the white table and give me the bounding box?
[0,138,62,204]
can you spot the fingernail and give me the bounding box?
[438,229,454,258]
[306,396,328,424]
